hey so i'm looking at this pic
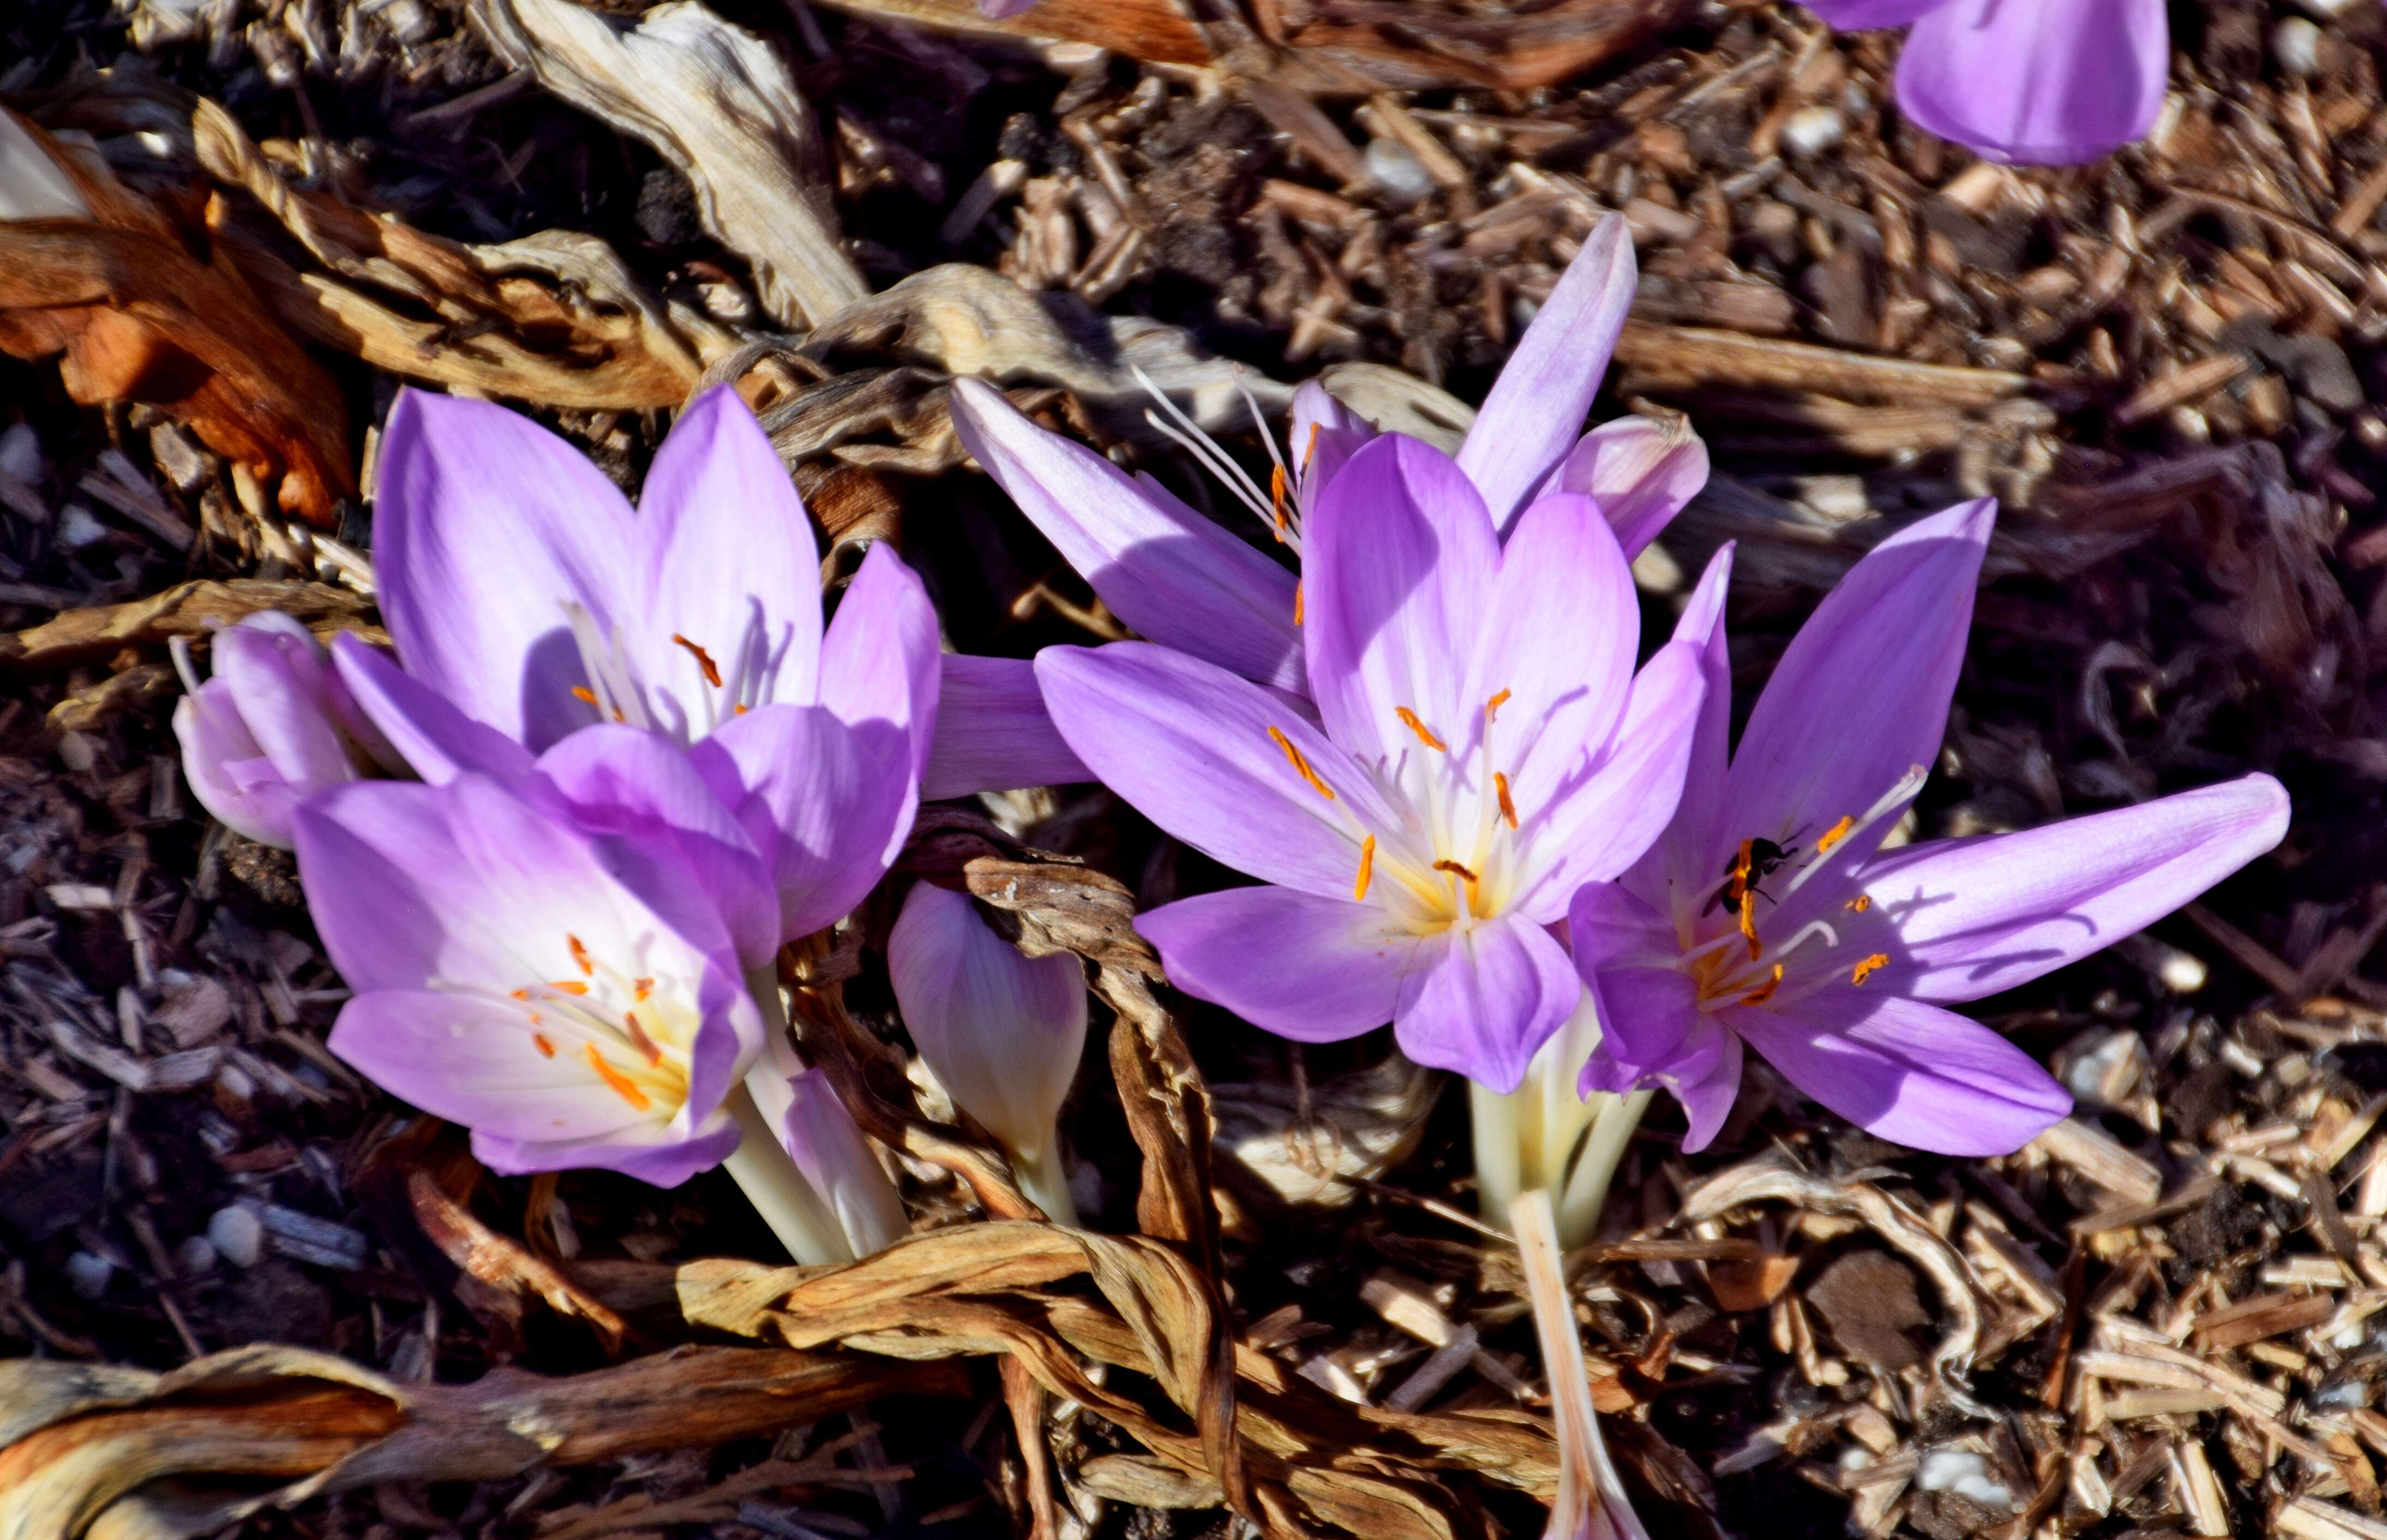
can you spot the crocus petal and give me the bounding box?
[1456,214,1633,532]
[1802,0,1942,28]
[329,989,649,1144]
[923,654,1092,798]
[1394,916,1580,1094]
[818,543,940,785]
[1556,417,1710,559]
[1621,544,1735,924]
[633,385,823,730]
[1036,642,1401,900]
[212,623,355,793]
[173,688,297,847]
[691,702,915,943]
[373,390,636,751]
[1302,434,1497,760]
[1725,499,1992,858]
[1729,989,2070,1156]
[781,1068,910,1256]
[1288,379,1377,513]
[1856,773,2289,1002]
[330,633,538,787]
[950,377,1303,693]
[474,1114,743,1188]
[1135,885,1416,1043]
[1575,960,1704,1086]
[1898,0,2168,166]
[1507,639,1705,919]
[977,0,1040,15]
[535,723,782,972]
[889,882,1088,1156]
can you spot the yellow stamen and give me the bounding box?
[1354,834,1376,901]
[1737,964,1785,1006]
[671,633,723,688]
[1851,953,1890,986]
[1395,706,1447,752]
[567,934,592,976]
[1269,464,1291,538]
[1293,583,1304,627]
[1495,771,1518,829]
[531,1032,556,1059]
[1815,815,1855,855]
[1433,858,1479,884]
[1267,726,1336,801]
[549,980,589,996]
[1845,894,1872,913]
[1485,689,1512,723]
[584,1044,651,1111]
[571,685,600,708]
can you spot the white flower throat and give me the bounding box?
[561,599,784,742]
[466,930,704,1121]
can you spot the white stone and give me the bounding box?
[0,422,40,484]
[57,503,109,549]
[173,1234,219,1276]
[1365,137,1434,204]
[207,1204,264,1268]
[1917,1450,2016,1510]
[64,1250,113,1300]
[2274,17,2323,75]
[1782,106,1846,159]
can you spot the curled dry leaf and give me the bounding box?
[1,578,376,672]
[0,111,352,527]
[0,1343,965,1540]
[471,0,867,330]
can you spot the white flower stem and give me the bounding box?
[1470,998,1653,1248]
[1011,1142,1079,1228]
[1555,1089,1652,1249]
[721,1079,854,1265]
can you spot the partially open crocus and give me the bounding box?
[1571,498,2292,1156]
[947,212,1707,727]
[1037,430,1706,1094]
[1806,0,2169,166]
[172,611,403,849]
[888,881,1088,1224]
[346,384,939,951]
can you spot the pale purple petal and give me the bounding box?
[1803,0,1942,27]
[1856,773,2289,1002]
[536,723,782,972]
[329,989,645,1144]
[889,881,1087,1153]
[1725,499,1992,858]
[1556,416,1710,558]
[1899,0,2168,166]
[330,633,538,787]
[689,702,915,945]
[781,1068,909,1255]
[373,390,634,751]
[173,688,299,847]
[1621,544,1735,924]
[950,377,1303,693]
[633,386,823,729]
[1302,434,1497,761]
[818,543,940,785]
[475,1113,742,1188]
[1135,886,1416,1043]
[1394,916,1580,1094]
[923,654,1091,798]
[977,0,1039,15]
[1036,642,1401,899]
[1507,638,1705,919]
[1288,380,1377,517]
[212,622,355,793]
[1456,214,1634,532]
[1729,989,2071,1156]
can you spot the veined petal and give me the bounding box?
[329,989,647,1144]
[1136,886,1415,1042]
[889,882,1088,1155]
[923,654,1092,798]
[374,390,635,751]
[779,1067,910,1256]
[1394,916,1580,1094]
[689,702,915,945]
[1456,214,1634,532]
[634,386,824,727]
[173,688,298,848]
[1508,638,1705,919]
[1037,642,1401,899]
[1556,416,1710,558]
[1856,773,2289,1002]
[950,377,1303,692]
[474,1111,743,1188]
[1303,434,1498,762]
[212,622,355,794]
[330,633,539,787]
[1288,379,1377,515]
[1899,0,2168,166]
[1621,544,1735,926]
[1730,989,2070,1157]
[1725,499,1992,859]
[818,543,940,784]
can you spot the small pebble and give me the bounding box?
[0,422,40,484]
[57,503,109,548]
[65,1250,113,1300]
[174,1234,220,1276]
[2274,16,2323,76]
[207,1204,264,1268]
[1916,1450,2015,1509]
[2290,0,2360,17]
[1781,105,1846,158]
[1364,137,1433,204]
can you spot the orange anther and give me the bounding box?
[1485,689,1512,723]
[1354,834,1376,902]
[1395,706,1447,752]
[625,1014,666,1068]
[1495,771,1518,829]
[1850,953,1890,986]
[1269,464,1291,538]
[1737,964,1785,1007]
[1266,726,1337,801]
[1815,815,1855,855]
[1845,894,1872,913]
[1293,583,1304,627]
[549,980,590,996]
[1433,858,1480,884]
[671,633,723,688]
[567,934,592,976]
[532,1033,557,1059]
[584,1044,651,1111]
[571,685,600,708]
[633,978,653,1002]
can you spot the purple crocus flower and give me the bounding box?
[1571,500,2290,1156]
[946,213,1708,744]
[172,611,403,848]
[1807,0,2169,166]
[293,765,775,1184]
[335,385,939,949]
[1035,429,1707,1093]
